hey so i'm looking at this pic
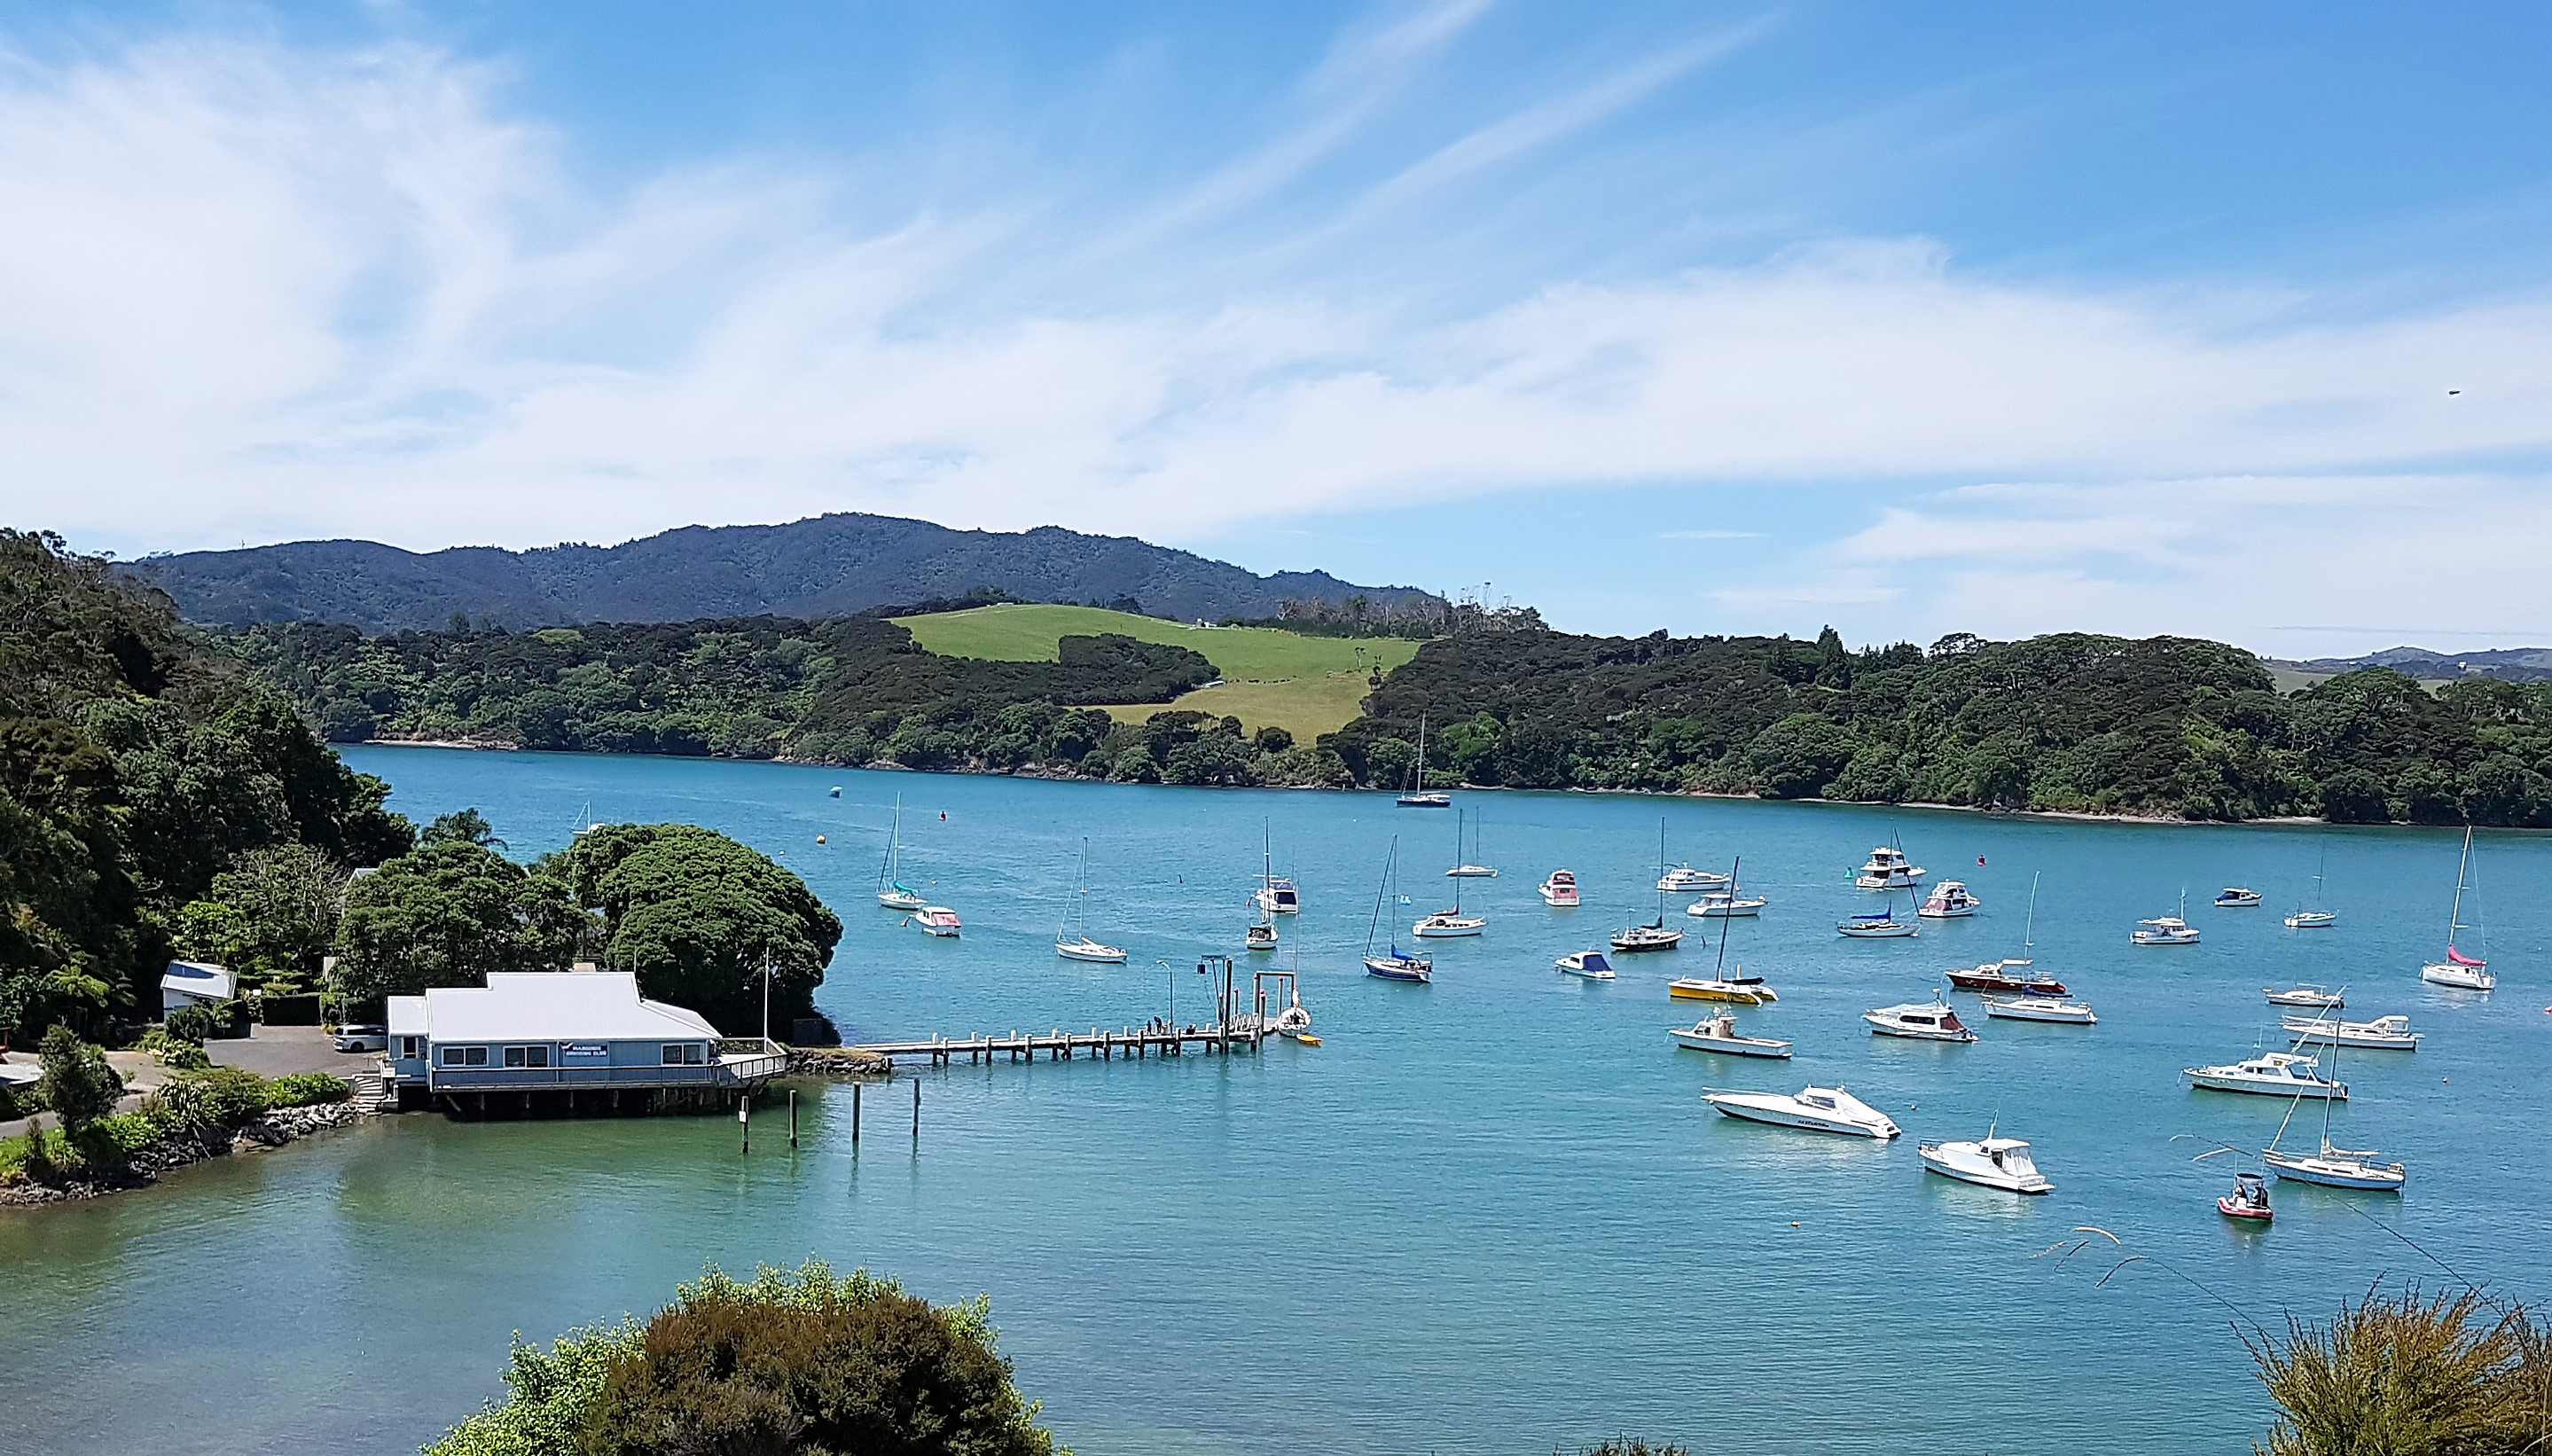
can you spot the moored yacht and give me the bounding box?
[1918,881,1981,918]
[2264,984,2344,1008]
[1556,951,1616,980]
[1855,844,1925,889]
[1363,836,1433,982]
[2264,1141,2407,1191]
[1704,1084,1900,1138]
[1838,906,1918,938]
[2184,1051,2345,1099]
[2132,916,2200,946]
[1657,865,1730,893]
[2284,910,2337,929]
[1538,870,1581,907]
[1364,950,1432,982]
[1687,889,1767,918]
[1982,995,2096,1023]
[2281,1014,2421,1051]
[1412,909,1485,938]
[1919,1133,2053,1194]
[2214,888,2264,908]
[1670,1013,1792,1059]
[2420,827,2493,989]
[1865,993,1977,1043]
[1054,936,1126,964]
[1613,921,1684,952]
[1253,878,1302,914]
[1245,920,1279,953]
[1669,975,1776,1005]
[1945,959,2066,995]
[912,905,962,937]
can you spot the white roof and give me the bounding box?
[418,972,719,1043]
[387,995,427,1037]
[161,961,237,998]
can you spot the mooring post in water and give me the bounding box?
[740,1095,750,1155]
[852,1081,862,1143]
[788,1089,798,1148]
[912,1077,920,1139]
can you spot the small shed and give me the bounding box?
[160,961,237,1014]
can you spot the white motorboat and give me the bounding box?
[1657,865,1730,893]
[1556,951,1616,980]
[1538,870,1581,907]
[2132,917,2200,946]
[1854,843,1925,889]
[1253,879,1301,914]
[2265,1142,2407,1191]
[912,905,962,937]
[1687,889,1767,918]
[1444,808,1497,878]
[1396,715,1452,808]
[1919,1133,2054,1194]
[2419,827,2494,990]
[2284,911,2337,929]
[1670,1013,1792,1059]
[2264,984,2344,1008]
[2215,888,2264,908]
[1053,839,1127,962]
[2281,1014,2421,1051]
[876,795,928,910]
[1982,996,2096,1024]
[1865,993,1977,1043]
[2185,1051,2345,1099]
[1412,910,1485,938]
[1837,907,1918,938]
[1917,881,1981,919]
[1363,837,1433,982]
[1704,1084,1901,1139]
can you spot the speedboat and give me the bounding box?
[1865,994,1977,1043]
[1670,1013,1792,1059]
[1612,921,1685,953]
[1854,845,1925,889]
[2284,911,2337,929]
[2131,916,2200,946]
[2185,1052,2345,1099]
[1245,920,1279,953]
[2264,984,2344,1008]
[1365,946,1433,982]
[1656,864,1730,893]
[1446,864,1497,879]
[912,905,962,937]
[1982,995,2096,1024]
[1253,878,1302,914]
[1412,910,1484,938]
[2421,950,2494,991]
[1838,908,1918,938]
[1704,1084,1900,1139]
[1687,889,1767,918]
[1918,881,1981,919]
[1556,951,1617,981]
[1669,975,1777,1006]
[1538,871,1581,907]
[2265,1140,2407,1191]
[1945,958,2067,995]
[2219,1170,2274,1222]
[1919,1133,2053,1194]
[2215,888,2264,908]
[1055,935,1127,964]
[2281,1014,2421,1051]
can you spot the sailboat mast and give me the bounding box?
[1711,856,1742,974]
[1366,838,1396,951]
[2024,872,2039,952]
[2448,826,2472,941]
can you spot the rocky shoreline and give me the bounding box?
[787,1048,895,1079]
[1,1101,378,1208]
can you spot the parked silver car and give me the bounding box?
[332,1023,388,1053]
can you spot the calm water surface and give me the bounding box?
[6,748,2549,1455]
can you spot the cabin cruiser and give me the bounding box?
[1611,921,1685,953]
[2284,910,2337,929]
[2219,1170,2274,1222]
[1865,994,1978,1043]
[1054,935,1126,964]
[1687,890,1767,918]
[1669,1013,1792,1058]
[1656,864,1731,893]
[912,905,962,937]
[1412,910,1485,938]
[1253,878,1302,914]
[2421,949,2494,991]
[1837,908,1918,938]
[1704,1084,1900,1139]
[1855,845,1926,889]
[2214,888,2264,908]
[1556,951,1616,981]
[2184,1052,2345,1099]
[2264,984,2343,1008]
[1919,1133,2053,1194]
[2131,916,2200,946]
[1245,920,1279,953]
[1982,995,2095,1023]
[1945,959,2067,995]
[1364,950,1433,983]
[1538,871,1581,907]
[1918,881,1982,919]
[2265,1140,2407,1191]
[2281,1014,2421,1051]
[1669,975,1777,1006]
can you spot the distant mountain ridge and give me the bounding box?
[2266,646,2552,684]
[129,513,1440,634]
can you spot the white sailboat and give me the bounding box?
[2419,826,2494,990]
[1613,818,1686,952]
[2263,1022,2406,1190]
[1397,715,1452,808]
[2284,846,2337,928]
[1444,808,1497,878]
[1054,839,1126,963]
[1364,837,1433,982]
[876,795,927,911]
[1246,824,1282,952]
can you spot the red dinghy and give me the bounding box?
[1945,959,2069,996]
[2218,1170,2274,1223]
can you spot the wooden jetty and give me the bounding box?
[854,1022,1278,1066]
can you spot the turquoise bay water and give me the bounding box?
[6,748,2550,1455]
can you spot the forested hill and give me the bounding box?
[1327,628,2552,826]
[131,513,1441,633]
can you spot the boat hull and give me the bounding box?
[1670,1029,1792,1057]
[1703,1092,1898,1139]
[1612,932,1684,952]
[1364,957,1432,983]
[1540,892,1580,907]
[1055,942,1127,963]
[1837,922,1917,938]
[1917,1147,2052,1194]
[2284,912,2337,929]
[2187,1071,2345,1099]
[2264,1154,2405,1190]
[1867,1022,1977,1042]
[2218,1197,2274,1222]
[2420,963,2495,990]
[1670,981,1775,1004]
[1947,973,2069,995]
[1982,998,2096,1023]
[1396,794,1452,809]
[1412,919,1484,938]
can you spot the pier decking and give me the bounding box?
[854,1022,1280,1066]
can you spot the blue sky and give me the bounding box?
[3,3,2548,653]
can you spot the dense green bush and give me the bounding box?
[70,1111,163,1167]
[427,1262,1059,1456]
[264,1073,351,1108]
[2250,1284,2552,1453]
[137,1026,210,1069]
[161,1003,221,1044]
[260,991,322,1026]
[143,1066,270,1131]
[36,1026,123,1129]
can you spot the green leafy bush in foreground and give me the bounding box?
[428,1260,1061,1456]
[2251,1284,2552,1454]
[264,1073,350,1108]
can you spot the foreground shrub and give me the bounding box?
[264,1073,350,1108]
[427,1261,1061,1456]
[37,1026,123,1128]
[143,1066,269,1132]
[2250,1284,2552,1454]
